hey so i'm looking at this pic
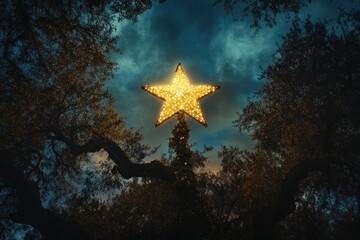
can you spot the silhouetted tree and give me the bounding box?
[166,112,212,240]
[66,112,213,239]
[229,11,360,239]
[2,0,359,239]
[0,1,170,239]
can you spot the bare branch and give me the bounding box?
[49,127,175,182]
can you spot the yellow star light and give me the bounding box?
[142,63,220,127]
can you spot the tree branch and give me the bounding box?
[0,151,87,240]
[49,127,175,182]
[253,160,330,239]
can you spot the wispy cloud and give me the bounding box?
[108,0,345,167]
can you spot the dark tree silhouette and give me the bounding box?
[166,112,212,240]
[0,0,169,239]
[65,112,212,240]
[1,0,359,239]
[231,12,360,239]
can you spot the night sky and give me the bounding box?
[108,0,354,171]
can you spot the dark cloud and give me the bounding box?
[107,0,349,169]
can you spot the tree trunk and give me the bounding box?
[0,154,88,240]
[253,160,330,239]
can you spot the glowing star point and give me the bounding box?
[142,63,220,127]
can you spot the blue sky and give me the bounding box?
[107,0,355,171]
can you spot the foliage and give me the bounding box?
[67,113,213,240]
[0,0,163,239]
[229,10,359,238]
[1,0,359,239]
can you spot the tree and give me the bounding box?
[193,9,359,240]
[0,1,171,239]
[65,112,213,240]
[229,10,360,239]
[2,0,359,239]
[166,112,212,239]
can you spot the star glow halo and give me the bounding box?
[142,63,220,127]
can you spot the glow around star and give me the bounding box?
[142,63,220,127]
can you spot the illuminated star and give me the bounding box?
[142,63,220,127]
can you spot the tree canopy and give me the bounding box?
[232,10,360,239]
[1,0,359,239]
[0,0,170,239]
